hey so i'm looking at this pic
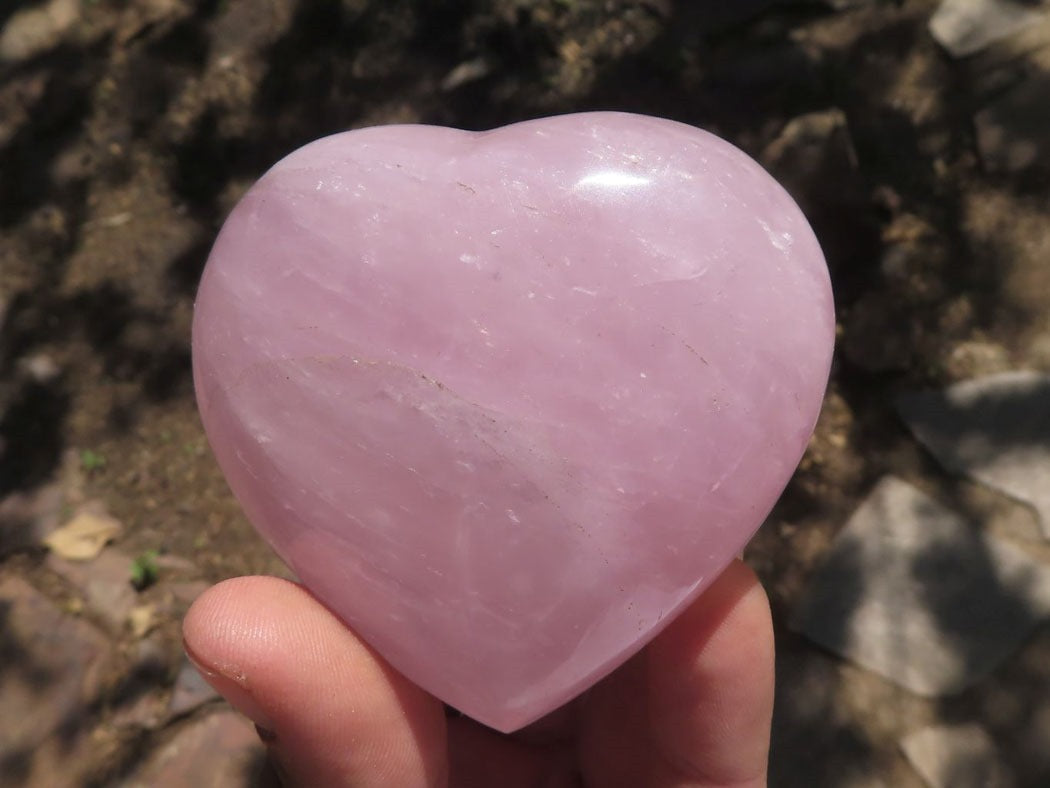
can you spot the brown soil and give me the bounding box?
[2,0,1049,785]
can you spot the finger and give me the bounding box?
[182,576,448,788]
[580,560,774,788]
[647,559,774,787]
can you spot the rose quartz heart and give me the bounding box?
[192,112,833,732]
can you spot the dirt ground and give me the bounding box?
[2,0,1049,785]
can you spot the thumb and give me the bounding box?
[182,576,448,787]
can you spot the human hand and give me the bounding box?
[182,559,773,787]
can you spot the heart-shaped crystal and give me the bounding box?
[192,112,834,732]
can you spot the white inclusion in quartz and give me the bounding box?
[460,252,481,268]
[757,218,793,253]
[574,171,652,190]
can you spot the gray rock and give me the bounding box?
[896,371,1050,538]
[168,657,221,719]
[792,477,1050,696]
[769,646,890,788]
[111,690,167,732]
[0,576,112,785]
[975,78,1050,174]
[110,636,178,731]
[901,723,1014,788]
[929,0,1045,57]
[118,710,266,788]
[47,548,140,632]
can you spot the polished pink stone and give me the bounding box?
[192,112,834,732]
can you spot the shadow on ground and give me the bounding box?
[1,0,1047,784]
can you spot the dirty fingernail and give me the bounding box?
[183,640,276,730]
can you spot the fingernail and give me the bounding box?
[183,640,276,730]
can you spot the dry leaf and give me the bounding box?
[43,511,122,560]
[127,604,156,638]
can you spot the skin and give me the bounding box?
[183,559,774,788]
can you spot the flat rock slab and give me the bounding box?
[168,657,221,719]
[108,636,178,732]
[900,723,1013,788]
[118,710,266,788]
[929,0,1046,57]
[792,476,1050,696]
[769,646,892,788]
[0,576,111,787]
[47,547,139,632]
[896,370,1050,538]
